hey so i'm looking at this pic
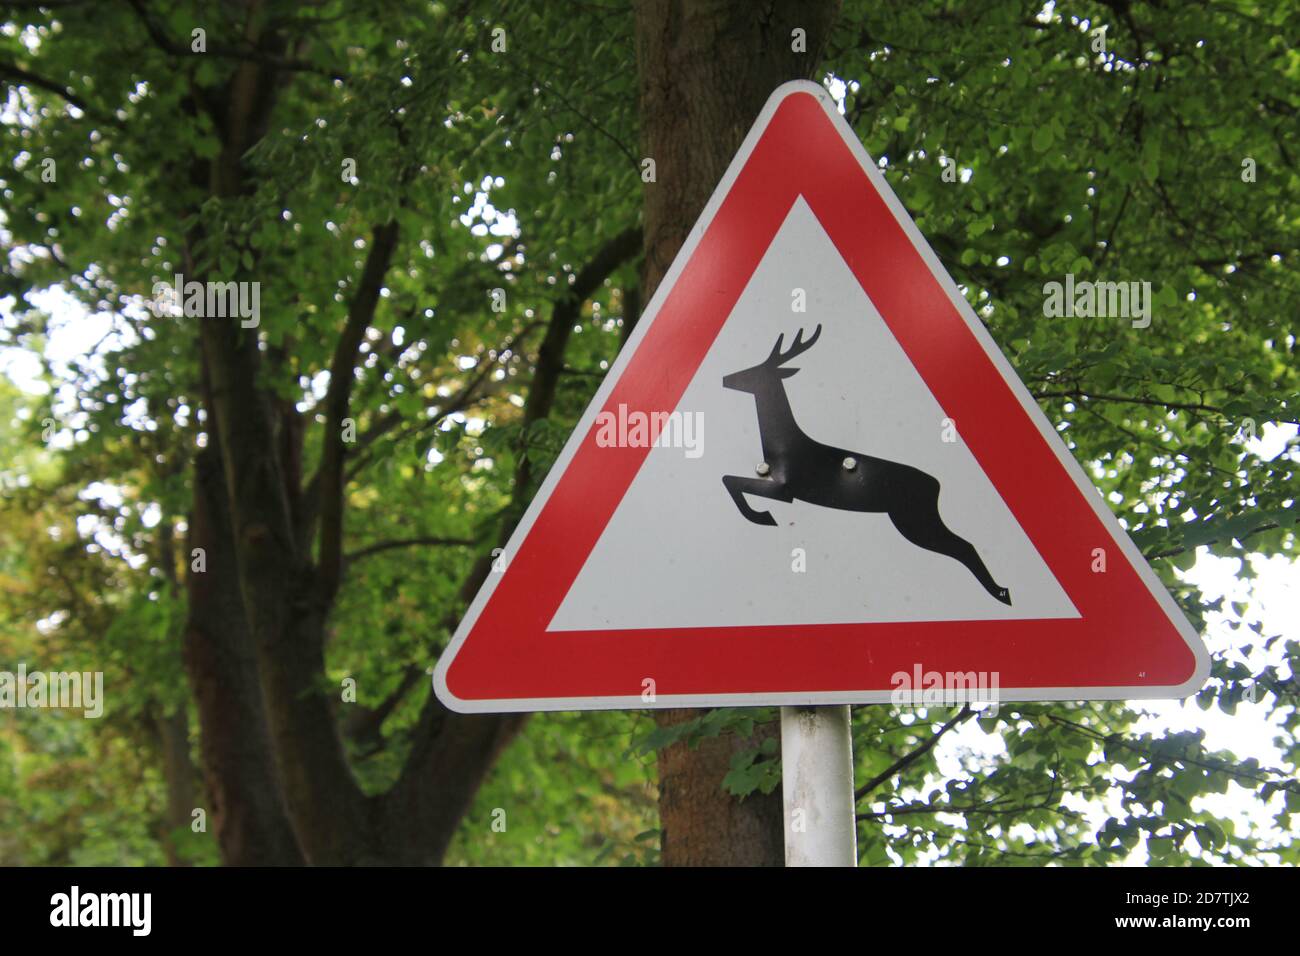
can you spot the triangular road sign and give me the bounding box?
[434,80,1209,713]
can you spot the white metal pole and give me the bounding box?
[780,705,857,866]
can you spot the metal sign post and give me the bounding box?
[781,705,856,866]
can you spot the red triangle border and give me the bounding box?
[435,82,1208,712]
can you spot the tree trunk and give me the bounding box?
[169,12,641,867]
[183,446,304,865]
[151,707,198,867]
[150,500,201,866]
[634,0,840,866]
[655,710,786,866]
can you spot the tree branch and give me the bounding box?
[516,226,642,484]
[383,225,642,840]
[317,220,401,602]
[343,325,530,481]
[1032,390,1223,415]
[297,318,536,549]
[857,787,1065,821]
[344,535,476,564]
[342,665,425,756]
[1048,715,1300,795]
[1145,520,1286,560]
[0,60,117,124]
[123,0,346,80]
[854,704,973,802]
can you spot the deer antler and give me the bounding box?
[768,324,822,366]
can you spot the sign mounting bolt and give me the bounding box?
[842,457,857,471]
[756,462,771,477]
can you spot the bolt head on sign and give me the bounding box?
[433,81,1208,713]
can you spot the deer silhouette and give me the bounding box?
[721,325,1012,606]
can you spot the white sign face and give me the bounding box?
[552,198,1078,631]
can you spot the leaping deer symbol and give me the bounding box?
[721,325,1012,606]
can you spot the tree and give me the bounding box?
[634,0,841,867]
[1,0,1296,867]
[3,0,643,865]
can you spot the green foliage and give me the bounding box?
[824,0,1298,866]
[0,0,1295,866]
[446,711,657,867]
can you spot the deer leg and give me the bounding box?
[888,498,1012,606]
[722,474,792,527]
